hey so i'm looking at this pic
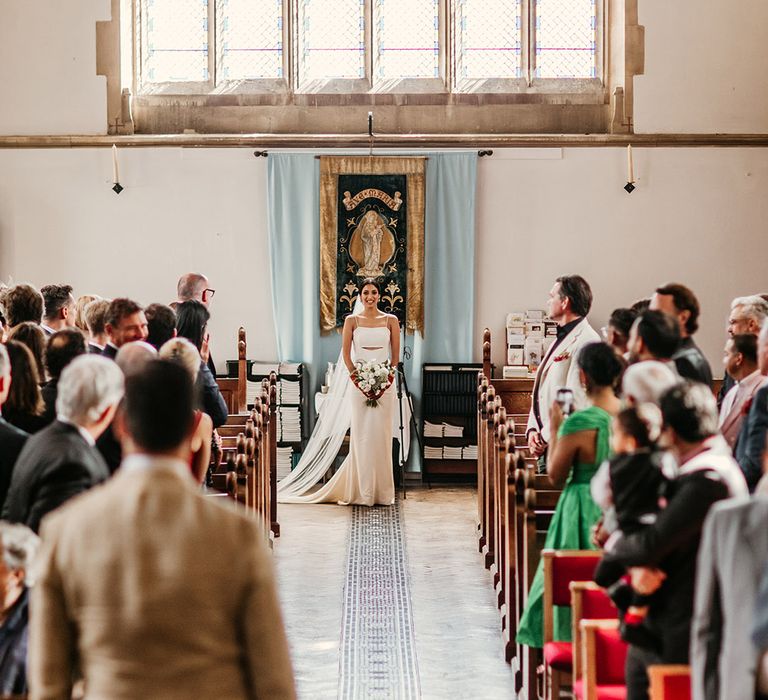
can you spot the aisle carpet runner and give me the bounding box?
[338,502,420,699]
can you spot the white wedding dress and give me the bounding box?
[278,324,396,506]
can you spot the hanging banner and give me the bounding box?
[319,156,425,335]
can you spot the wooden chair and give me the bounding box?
[574,619,628,700]
[648,665,691,700]
[570,581,617,682]
[542,550,603,699]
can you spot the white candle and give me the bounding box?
[627,144,634,183]
[112,144,119,183]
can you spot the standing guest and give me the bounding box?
[608,383,747,699]
[0,522,39,698]
[40,330,87,424]
[526,275,600,468]
[102,298,148,360]
[626,310,681,370]
[631,298,651,314]
[30,360,296,699]
[517,342,622,647]
[39,284,75,336]
[2,285,43,329]
[735,324,768,492]
[7,322,46,382]
[176,300,228,429]
[177,272,217,375]
[145,303,177,349]
[621,361,678,407]
[0,346,28,511]
[83,298,110,354]
[1,342,47,435]
[650,283,712,386]
[73,294,100,334]
[603,307,637,358]
[718,334,762,451]
[2,355,123,533]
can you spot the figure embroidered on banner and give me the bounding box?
[349,210,396,278]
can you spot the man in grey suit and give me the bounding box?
[691,487,768,700]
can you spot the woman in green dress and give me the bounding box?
[517,342,623,647]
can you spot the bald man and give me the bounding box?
[176,273,217,376]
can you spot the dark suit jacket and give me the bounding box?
[2,420,110,533]
[101,344,118,360]
[88,343,103,355]
[198,362,228,428]
[40,379,58,425]
[735,384,768,492]
[674,337,713,388]
[691,496,768,700]
[0,417,28,512]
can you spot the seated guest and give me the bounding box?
[145,302,176,349]
[83,298,110,353]
[73,294,100,335]
[604,307,637,358]
[517,342,623,647]
[177,272,217,375]
[97,341,157,473]
[719,334,762,451]
[39,284,75,336]
[103,298,148,359]
[627,310,681,369]
[735,324,768,492]
[159,338,213,483]
[176,300,228,428]
[2,285,43,329]
[1,342,47,435]
[7,322,46,382]
[0,522,39,698]
[41,329,87,424]
[650,283,712,386]
[30,360,296,699]
[608,383,747,699]
[0,347,28,511]
[3,355,123,533]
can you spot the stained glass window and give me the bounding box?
[218,0,283,80]
[374,0,439,79]
[456,0,522,79]
[534,0,597,79]
[142,0,209,83]
[299,0,366,81]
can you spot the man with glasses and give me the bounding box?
[176,273,217,375]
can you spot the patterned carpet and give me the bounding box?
[338,502,420,699]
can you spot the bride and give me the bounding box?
[278,278,400,506]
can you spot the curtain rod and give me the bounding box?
[253,150,493,158]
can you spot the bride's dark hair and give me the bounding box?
[360,277,382,294]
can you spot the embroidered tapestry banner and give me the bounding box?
[319,156,425,335]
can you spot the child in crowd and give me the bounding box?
[591,404,667,647]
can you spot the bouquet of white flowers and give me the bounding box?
[351,360,395,407]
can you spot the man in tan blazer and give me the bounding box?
[526,275,600,463]
[30,360,296,700]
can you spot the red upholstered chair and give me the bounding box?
[573,620,628,700]
[542,550,603,700]
[648,665,691,700]
[570,581,617,682]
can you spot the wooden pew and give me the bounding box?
[216,327,248,414]
[477,329,491,551]
[482,387,498,570]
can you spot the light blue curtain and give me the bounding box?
[267,152,477,471]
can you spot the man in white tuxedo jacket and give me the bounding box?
[526,275,600,462]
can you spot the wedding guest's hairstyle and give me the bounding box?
[45,330,87,380]
[360,278,382,294]
[608,308,637,338]
[159,337,201,382]
[145,303,177,349]
[655,283,700,335]
[630,298,651,314]
[106,298,143,328]
[56,355,124,425]
[659,382,718,443]
[0,522,40,587]
[731,295,768,326]
[731,334,758,365]
[40,284,73,321]
[3,284,43,327]
[634,310,681,360]
[615,405,661,449]
[556,275,593,317]
[73,294,100,332]
[8,322,47,380]
[84,299,110,336]
[4,341,44,417]
[124,359,194,451]
[577,342,623,391]
[175,300,210,351]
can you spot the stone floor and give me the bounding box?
[274,485,517,699]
